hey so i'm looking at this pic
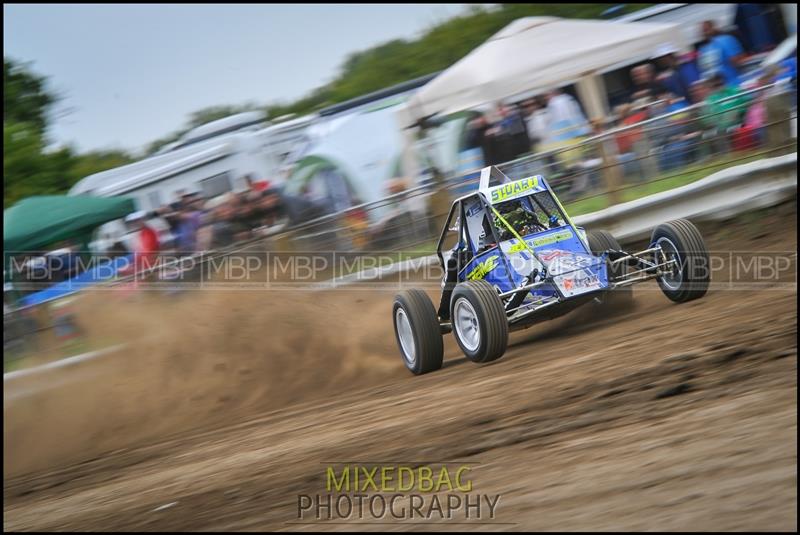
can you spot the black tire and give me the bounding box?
[650,219,710,303]
[587,230,634,306]
[393,289,444,375]
[450,280,508,363]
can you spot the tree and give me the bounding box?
[262,4,653,117]
[4,58,55,136]
[3,58,134,207]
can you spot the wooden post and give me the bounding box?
[597,135,624,207]
[427,167,452,244]
[765,90,792,155]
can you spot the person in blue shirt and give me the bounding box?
[654,45,702,102]
[697,20,747,88]
[175,193,203,253]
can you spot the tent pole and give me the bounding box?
[576,74,623,207]
[575,74,609,122]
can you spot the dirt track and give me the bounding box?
[4,203,797,531]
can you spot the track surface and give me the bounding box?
[4,204,797,531]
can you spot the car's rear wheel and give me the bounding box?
[651,219,710,303]
[393,289,444,375]
[450,280,508,364]
[587,229,634,307]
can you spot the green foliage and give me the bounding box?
[68,150,134,183]
[4,58,134,208]
[265,4,653,118]
[4,58,54,135]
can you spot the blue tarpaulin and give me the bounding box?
[19,254,133,308]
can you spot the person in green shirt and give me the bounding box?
[703,74,750,131]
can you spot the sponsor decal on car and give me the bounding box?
[467,255,499,280]
[539,249,604,297]
[507,229,574,253]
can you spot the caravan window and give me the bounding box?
[200,172,233,198]
[147,190,162,211]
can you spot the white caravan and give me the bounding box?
[70,111,316,251]
[69,111,290,209]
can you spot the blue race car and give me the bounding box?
[392,166,710,374]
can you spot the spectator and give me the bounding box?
[689,79,710,105]
[614,103,648,155]
[196,208,217,252]
[496,101,532,161]
[235,189,267,232]
[256,188,288,230]
[543,88,592,173]
[483,105,512,162]
[697,20,747,88]
[224,195,254,244]
[545,88,591,143]
[118,211,160,276]
[630,63,663,101]
[735,69,778,150]
[654,45,701,102]
[524,96,550,153]
[244,173,270,193]
[205,204,229,249]
[704,74,750,132]
[652,90,694,170]
[174,193,203,253]
[613,102,649,180]
[158,191,187,244]
[465,113,500,166]
[700,74,750,156]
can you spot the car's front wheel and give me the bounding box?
[393,289,444,375]
[450,280,508,364]
[651,219,710,303]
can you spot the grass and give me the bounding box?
[384,148,783,256]
[391,148,786,257]
[564,149,774,217]
[4,336,114,374]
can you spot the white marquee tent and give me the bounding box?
[399,16,688,128]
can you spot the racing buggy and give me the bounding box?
[393,166,710,375]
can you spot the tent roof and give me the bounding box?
[401,16,687,126]
[4,194,135,252]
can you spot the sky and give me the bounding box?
[4,3,473,154]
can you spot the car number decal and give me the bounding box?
[489,176,540,203]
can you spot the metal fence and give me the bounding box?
[265,82,798,255]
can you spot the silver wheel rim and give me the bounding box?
[395,308,416,366]
[453,297,481,352]
[657,237,683,291]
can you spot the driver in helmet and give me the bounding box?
[494,200,544,239]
